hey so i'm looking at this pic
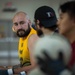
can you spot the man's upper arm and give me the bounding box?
[28,34,39,66]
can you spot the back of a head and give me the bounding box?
[34,33,72,65]
[34,6,57,28]
[29,34,72,75]
[59,1,75,18]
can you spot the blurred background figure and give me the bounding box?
[29,34,72,75]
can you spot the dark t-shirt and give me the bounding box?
[69,41,75,67]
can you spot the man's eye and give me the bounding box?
[14,23,18,26]
[20,21,25,25]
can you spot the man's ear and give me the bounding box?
[12,25,16,32]
[36,20,43,28]
[36,20,40,25]
[28,20,32,26]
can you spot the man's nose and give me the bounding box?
[17,24,22,29]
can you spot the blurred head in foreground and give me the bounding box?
[29,34,72,75]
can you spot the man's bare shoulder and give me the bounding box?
[28,34,39,51]
[28,34,39,42]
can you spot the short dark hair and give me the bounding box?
[59,1,75,18]
[34,19,57,31]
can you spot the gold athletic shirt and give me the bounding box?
[18,28,36,66]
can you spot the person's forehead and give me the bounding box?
[59,9,69,16]
[16,13,26,18]
[13,14,27,22]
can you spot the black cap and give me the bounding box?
[34,6,57,27]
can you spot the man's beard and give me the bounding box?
[16,25,31,37]
[36,29,44,37]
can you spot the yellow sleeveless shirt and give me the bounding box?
[18,28,36,66]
